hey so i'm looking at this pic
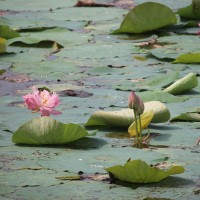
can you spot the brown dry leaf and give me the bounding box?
[75,0,134,9]
[55,173,109,181]
[135,38,158,47]
[16,167,45,170]
[82,173,109,181]
[152,161,172,169]
[0,10,9,16]
[113,0,134,9]
[0,10,21,16]
[131,78,144,83]
[55,175,81,180]
[3,73,33,83]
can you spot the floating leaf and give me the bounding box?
[150,35,200,60]
[0,25,20,39]
[7,37,63,48]
[141,71,179,90]
[193,0,200,18]
[0,38,6,54]
[171,108,200,122]
[7,27,89,47]
[128,110,154,137]
[113,2,177,34]
[106,159,185,183]
[144,101,170,123]
[176,0,200,19]
[173,52,200,64]
[150,47,179,60]
[163,73,198,95]
[12,117,90,145]
[139,91,187,103]
[55,175,81,180]
[85,101,170,127]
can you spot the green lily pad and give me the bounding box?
[171,108,200,122]
[113,2,177,34]
[176,0,200,19]
[0,38,6,54]
[163,73,198,95]
[85,101,170,128]
[12,117,90,145]
[0,25,20,39]
[150,35,200,61]
[7,28,90,47]
[173,52,200,64]
[7,37,63,48]
[106,159,185,183]
[171,112,200,122]
[141,71,179,90]
[139,91,187,103]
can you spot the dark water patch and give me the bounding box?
[58,89,93,98]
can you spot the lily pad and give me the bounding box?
[0,38,6,54]
[141,71,179,90]
[150,35,200,61]
[176,0,200,19]
[128,110,154,137]
[0,25,20,39]
[7,28,90,47]
[113,2,177,34]
[12,117,90,145]
[7,37,63,48]
[171,108,200,122]
[173,52,200,64]
[163,73,198,95]
[85,101,170,128]
[139,91,187,103]
[106,159,185,183]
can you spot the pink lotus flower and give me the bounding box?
[23,87,62,116]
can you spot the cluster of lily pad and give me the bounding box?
[10,0,200,184]
[12,85,186,183]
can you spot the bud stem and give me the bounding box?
[138,114,143,143]
[133,109,139,143]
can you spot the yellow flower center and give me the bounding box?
[41,93,49,106]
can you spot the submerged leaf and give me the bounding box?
[113,2,177,34]
[128,110,154,137]
[173,52,200,64]
[12,117,89,145]
[85,101,170,127]
[106,159,184,183]
[163,73,198,95]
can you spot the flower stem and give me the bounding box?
[138,114,142,143]
[133,109,139,143]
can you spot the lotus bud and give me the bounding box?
[136,96,144,115]
[128,91,139,110]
